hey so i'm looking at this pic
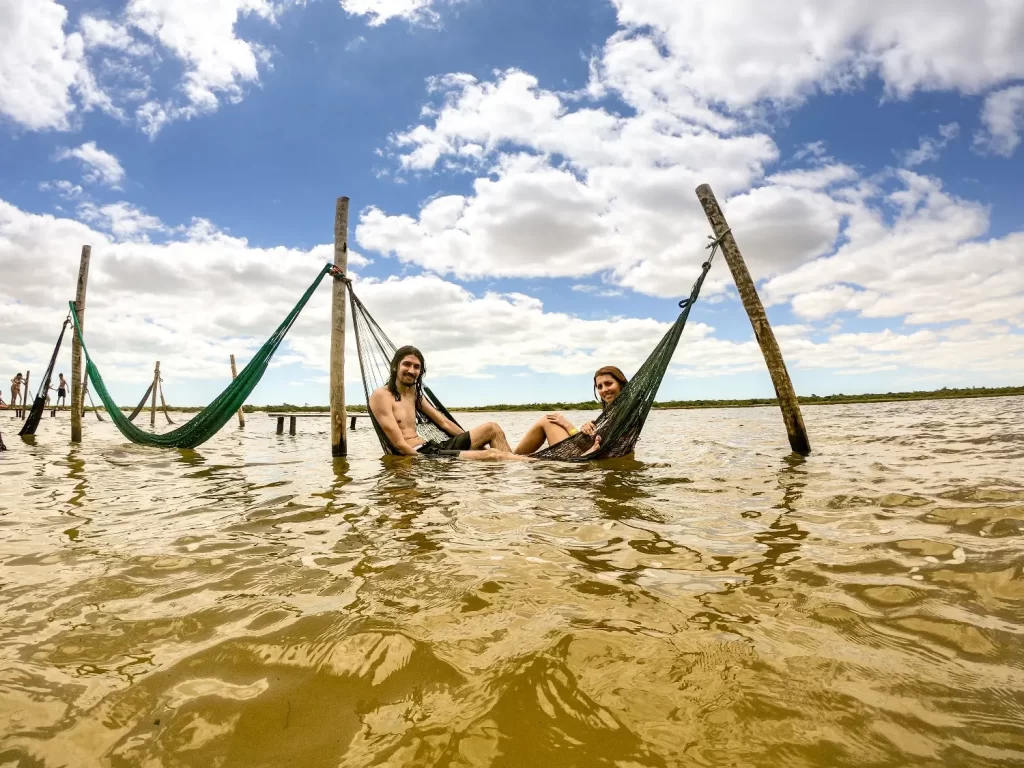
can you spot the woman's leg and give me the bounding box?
[514,415,572,455]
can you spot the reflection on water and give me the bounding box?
[1,399,1023,766]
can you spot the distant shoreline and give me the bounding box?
[67,384,1023,414]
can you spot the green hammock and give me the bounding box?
[69,263,333,449]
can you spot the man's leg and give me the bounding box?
[467,421,511,452]
[514,416,570,455]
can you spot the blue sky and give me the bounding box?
[2,0,1023,408]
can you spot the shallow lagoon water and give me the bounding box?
[1,398,1022,767]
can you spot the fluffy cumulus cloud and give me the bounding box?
[339,0,464,27]
[54,141,126,186]
[974,85,1024,157]
[605,0,1024,106]
[0,0,301,136]
[358,0,1024,298]
[0,0,108,130]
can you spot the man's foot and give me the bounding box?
[581,435,602,457]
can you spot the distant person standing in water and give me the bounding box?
[10,373,23,408]
[53,373,68,409]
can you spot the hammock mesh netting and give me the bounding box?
[348,243,717,461]
[348,285,464,452]
[68,263,333,449]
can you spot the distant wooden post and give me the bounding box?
[71,245,91,443]
[150,361,160,427]
[19,371,30,419]
[695,184,811,455]
[330,196,349,457]
[230,354,245,427]
[157,379,174,425]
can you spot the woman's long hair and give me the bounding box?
[387,345,426,403]
[593,365,628,409]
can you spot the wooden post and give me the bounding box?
[150,361,159,427]
[695,184,811,455]
[330,196,349,457]
[230,354,245,427]
[20,371,30,419]
[71,246,91,443]
[158,379,174,425]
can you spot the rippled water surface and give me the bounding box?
[1,398,1023,767]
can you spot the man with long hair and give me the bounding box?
[369,345,520,458]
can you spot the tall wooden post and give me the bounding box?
[230,354,245,427]
[150,361,160,427]
[70,245,91,443]
[330,196,349,457]
[695,184,811,455]
[21,371,30,418]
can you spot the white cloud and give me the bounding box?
[0,0,94,130]
[974,85,1024,157]
[80,14,150,56]
[607,0,1024,108]
[121,0,288,133]
[1,0,303,136]
[899,122,960,167]
[339,0,463,27]
[55,141,126,187]
[39,180,84,199]
[77,201,168,241]
[359,0,1024,323]
[764,171,1024,327]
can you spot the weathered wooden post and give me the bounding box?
[330,196,349,457]
[157,379,174,424]
[695,184,811,455]
[230,354,245,427]
[20,371,30,418]
[150,361,160,427]
[70,245,91,443]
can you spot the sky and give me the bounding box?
[1,0,1023,408]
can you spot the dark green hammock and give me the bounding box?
[69,263,333,449]
[348,242,717,461]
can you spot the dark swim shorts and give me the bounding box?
[416,431,472,455]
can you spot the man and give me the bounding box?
[53,373,68,409]
[369,346,526,460]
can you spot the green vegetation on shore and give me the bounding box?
[83,384,1024,413]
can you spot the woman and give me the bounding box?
[513,366,627,455]
[10,373,23,409]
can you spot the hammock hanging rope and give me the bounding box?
[18,316,71,437]
[69,263,334,449]
[347,237,719,461]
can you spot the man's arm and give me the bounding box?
[417,398,462,437]
[369,390,420,456]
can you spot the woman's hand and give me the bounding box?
[580,420,596,436]
[546,413,574,432]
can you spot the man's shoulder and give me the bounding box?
[369,387,395,410]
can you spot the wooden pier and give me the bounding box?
[268,412,370,435]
